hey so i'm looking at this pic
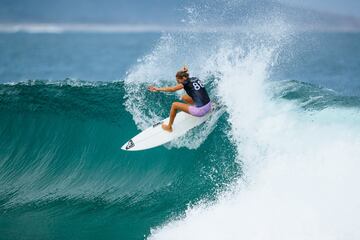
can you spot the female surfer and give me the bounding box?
[148,67,211,132]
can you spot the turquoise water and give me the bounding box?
[1,30,360,240]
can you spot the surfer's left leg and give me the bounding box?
[162,102,190,132]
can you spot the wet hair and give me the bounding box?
[176,69,189,79]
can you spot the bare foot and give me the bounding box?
[162,123,173,132]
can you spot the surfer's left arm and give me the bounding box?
[148,84,183,92]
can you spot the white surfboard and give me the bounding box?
[121,109,216,151]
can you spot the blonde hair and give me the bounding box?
[176,67,189,79]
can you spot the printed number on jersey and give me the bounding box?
[193,80,204,90]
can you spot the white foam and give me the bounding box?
[149,103,360,239]
[147,11,360,240]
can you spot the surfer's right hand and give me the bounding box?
[148,86,159,92]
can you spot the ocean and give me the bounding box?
[0,29,360,240]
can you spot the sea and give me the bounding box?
[0,17,360,240]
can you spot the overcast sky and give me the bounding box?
[280,0,360,17]
[0,0,359,25]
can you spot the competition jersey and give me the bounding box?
[182,77,210,107]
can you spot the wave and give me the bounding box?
[1,75,359,239]
[2,79,357,206]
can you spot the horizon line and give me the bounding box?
[0,23,359,33]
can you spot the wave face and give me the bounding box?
[0,80,239,239]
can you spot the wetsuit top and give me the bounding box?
[182,77,210,107]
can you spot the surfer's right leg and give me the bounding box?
[162,102,190,132]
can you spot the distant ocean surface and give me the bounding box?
[1,30,360,240]
[0,32,359,94]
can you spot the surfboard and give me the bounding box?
[121,109,216,151]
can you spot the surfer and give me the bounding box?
[148,66,211,132]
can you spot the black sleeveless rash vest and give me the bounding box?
[182,77,210,107]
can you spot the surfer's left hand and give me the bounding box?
[148,86,159,92]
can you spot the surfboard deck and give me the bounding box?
[121,108,217,151]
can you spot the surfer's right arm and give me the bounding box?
[148,84,183,92]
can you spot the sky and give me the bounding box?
[280,0,360,17]
[0,0,359,25]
